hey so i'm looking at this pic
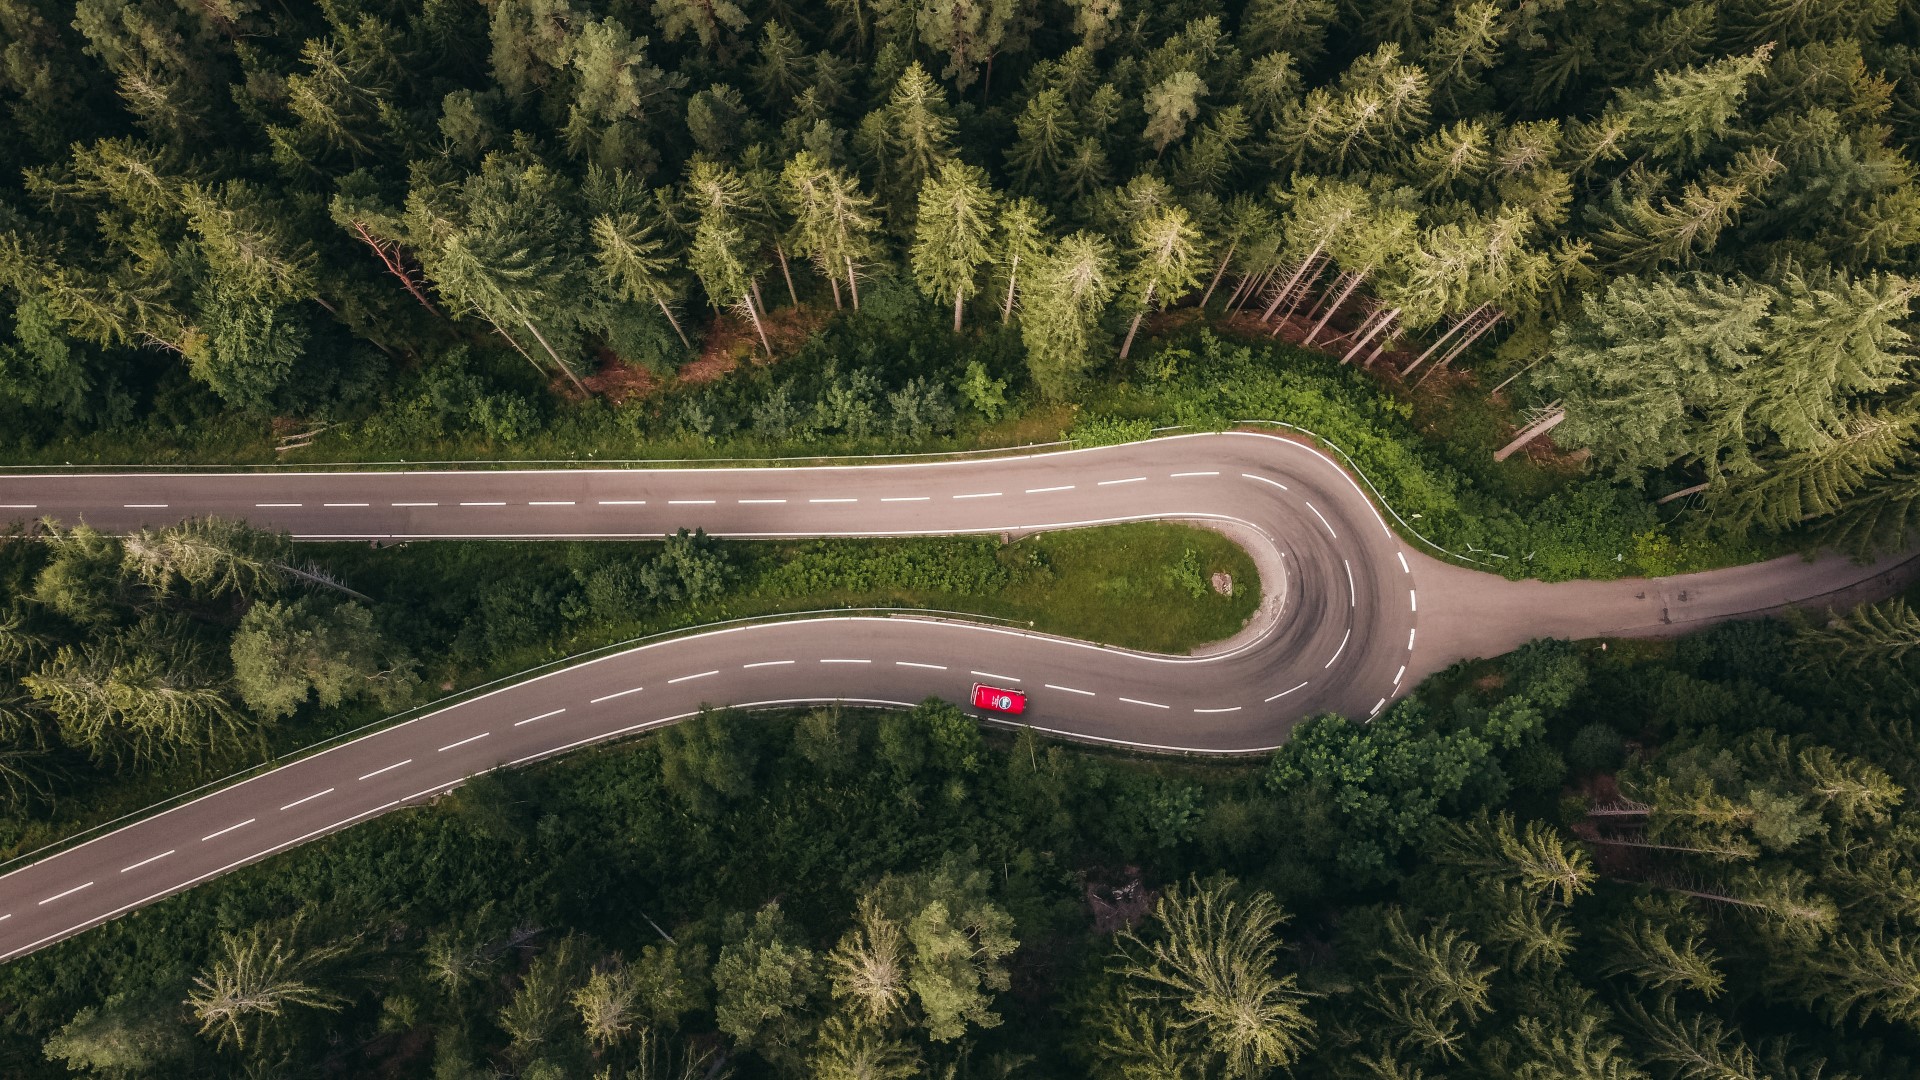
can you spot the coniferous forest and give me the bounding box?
[4,0,1920,1077]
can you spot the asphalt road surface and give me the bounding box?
[0,431,1910,962]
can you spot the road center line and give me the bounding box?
[1344,560,1356,607]
[1304,500,1338,538]
[1046,683,1094,696]
[358,759,412,781]
[740,661,793,671]
[669,499,716,505]
[882,496,929,502]
[1119,696,1170,709]
[0,503,37,509]
[323,502,369,507]
[1325,628,1351,668]
[254,502,301,507]
[1266,682,1309,702]
[1370,698,1388,718]
[438,732,490,752]
[1397,551,1410,573]
[392,502,438,507]
[529,501,575,506]
[1025,485,1073,493]
[1395,665,1406,686]
[821,658,871,664]
[667,670,717,684]
[1241,473,1288,490]
[1408,628,1417,650]
[589,686,644,702]
[598,500,647,505]
[739,499,787,504]
[953,492,1001,499]
[123,503,167,508]
[810,497,857,504]
[1194,706,1242,714]
[280,788,334,811]
[1410,590,1418,612]
[971,670,1020,683]
[897,661,947,670]
[201,818,256,842]
[37,882,93,906]
[460,501,505,507]
[1097,477,1145,486]
[515,708,568,726]
[119,850,175,873]
[1171,471,1219,478]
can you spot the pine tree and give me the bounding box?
[1790,928,1920,1028]
[856,61,957,221]
[1589,149,1784,271]
[991,196,1050,322]
[1618,996,1764,1080]
[1021,231,1117,398]
[1713,402,1920,533]
[780,151,881,310]
[1117,204,1205,360]
[650,0,749,55]
[825,896,910,1026]
[1240,0,1335,64]
[1600,897,1726,999]
[187,916,352,1051]
[1143,71,1208,158]
[1794,598,1920,671]
[1614,46,1773,163]
[911,161,1001,332]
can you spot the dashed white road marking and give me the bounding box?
[255,502,301,508]
[323,502,369,508]
[743,660,794,669]
[0,503,37,509]
[1410,590,1418,612]
[882,496,930,502]
[1397,551,1410,573]
[201,818,255,842]
[739,499,786,504]
[1266,682,1309,702]
[124,503,167,508]
[1097,476,1146,486]
[810,497,858,504]
[589,686,644,703]
[1394,665,1406,686]
[669,499,716,505]
[953,492,1001,499]
[1171,471,1219,478]
[1194,706,1242,714]
[598,500,647,506]
[821,658,871,664]
[1325,628,1351,668]
[38,882,93,906]
[897,661,947,670]
[516,708,568,726]
[529,501,575,506]
[460,501,505,507]
[1046,683,1094,696]
[667,670,717,684]
[1025,485,1073,493]
[1344,560,1355,607]
[1370,698,1388,718]
[1241,473,1288,490]
[1408,628,1416,650]
[971,670,1020,683]
[358,760,411,781]
[1305,500,1337,538]
[392,502,438,507]
[279,788,334,811]
[119,850,174,874]
[437,732,490,752]
[1119,697,1170,709]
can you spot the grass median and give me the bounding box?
[0,522,1258,861]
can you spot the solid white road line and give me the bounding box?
[323,502,369,507]
[669,499,716,505]
[1046,683,1095,696]
[1119,697,1170,709]
[598,500,647,506]
[897,661,947,670]
[667,670,717,683]
[1410,590,1418,612]
[1241,473,1288,490]
[460,501,505,507]
[744,660,794,669]
[1194,706,1242,714]
[1305,500,1338,538]
[529,501,575,506]
[589,686,644,702]
[953,492,1001,499]
[1025,485,1073,493]
[358,760,412,781]
[437,732,490,752]
[810,497,857,504]
[1172,471,1219,478]
[1097,477,1145,486]
[515,708,568,726]
[821,658,871,664]
[201,818,256,842]
[119,850,174,874]
[1345,560,1355,607]
[882,496,929,502]
[1398,551,1410,573]
[739,499,786,504]
[38,882,92,905]
[1325,628,1350,668]
[1266,682,1309,702]
[971,670,1020,683]
[279,788,334,811]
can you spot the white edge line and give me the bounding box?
[437,732,490,753]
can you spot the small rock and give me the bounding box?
[1210,572,1233,596]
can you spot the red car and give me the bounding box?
[971,683,1028,714]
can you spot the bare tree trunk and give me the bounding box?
[1119,284,1156,361]
[1304,268,1368,346]
[1200,241,1237,308]
[1493,407,1565,462]
[826,272,842,310]
[352,222,443,317]
[846,257,861,311]
[1416,310,1503,387]
[1239,262,1281,315]
[1261,248,1323,322]
[743,292,773,357]
[1489,355,1544,396]
[1403,302,1490,377]
[750,278,767,320]
[1002,255,1019,323]
[656,297,691,349]
[953,287,965,333]
[520,315,590,395]
[1341,307,1399,363]
[494,325,551,382]
[1222,272,1253,313]
[774,243,798,306]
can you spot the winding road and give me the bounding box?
[0,431,1911,961]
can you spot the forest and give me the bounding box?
[3,0,1920,1076]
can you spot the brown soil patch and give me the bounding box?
[680,305,829,386]
[1083,866,1158,934]
[580,349,662,405]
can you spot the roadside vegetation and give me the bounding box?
[0,518,1255,860]
[8,608,1919,1078]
